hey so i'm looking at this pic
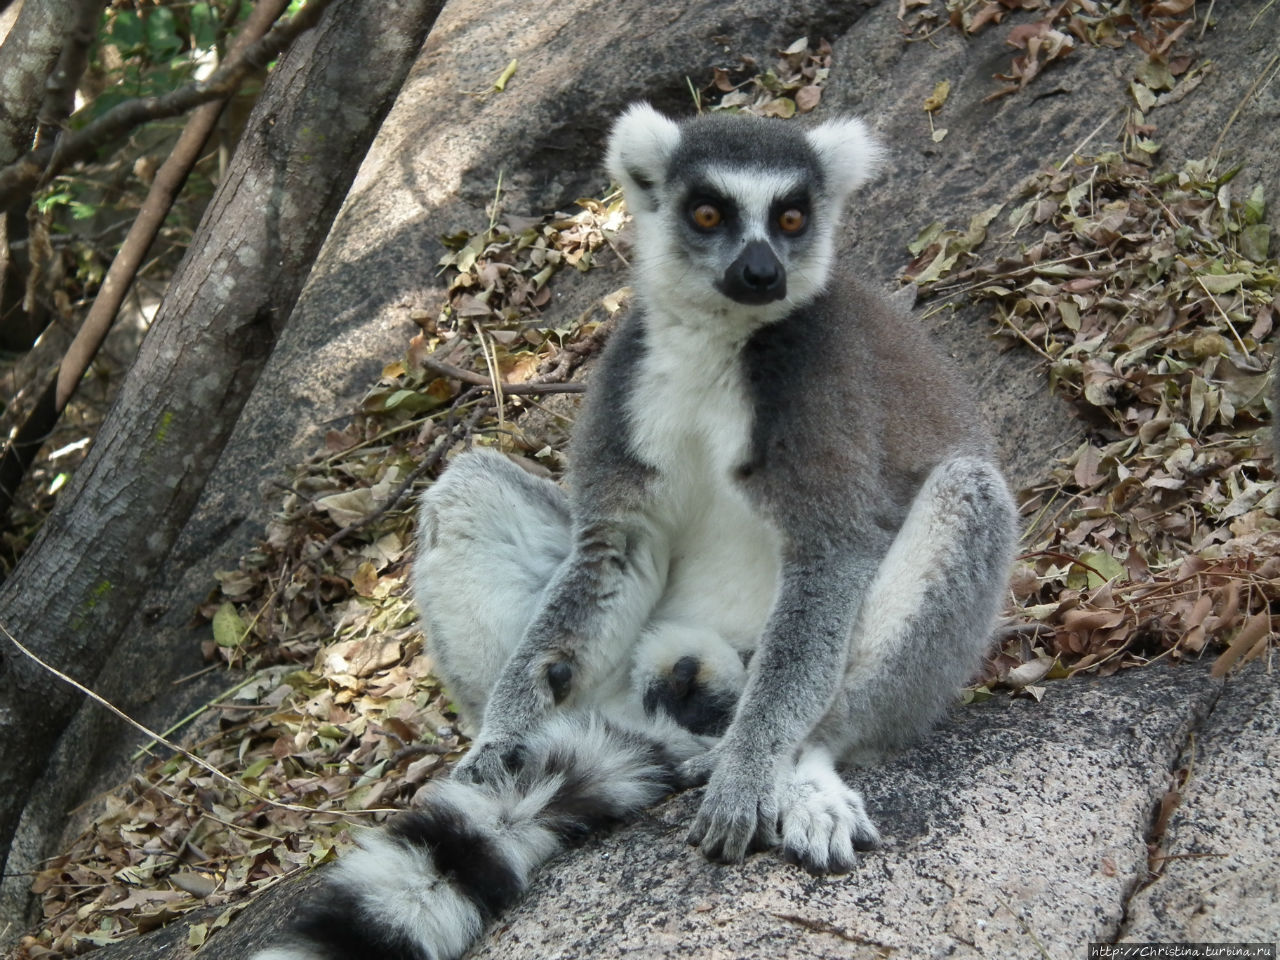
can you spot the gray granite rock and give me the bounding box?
[466,666,1223,960]
[89,665,1238,960]
[1121,666,1280,943]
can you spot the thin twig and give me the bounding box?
[420,354,586,394]
[1211,51,1280,161]
[130,668,268,761]
[475,325,506,436]
[1056,107,1122,171]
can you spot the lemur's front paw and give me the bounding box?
[452,736,527,784]
[686,758,779,863]
[778,769,880,875]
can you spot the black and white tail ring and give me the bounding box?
[251,712,680,960]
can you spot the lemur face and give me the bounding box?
[676,166,815,307]
[606,105,882,326]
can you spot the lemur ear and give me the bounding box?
[805,117,884,200]
[607,103,681,212]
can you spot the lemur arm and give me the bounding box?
[684,549,877,862]
[455,510,668,780]
[454,311,668,782]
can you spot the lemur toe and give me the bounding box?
[546,661,573,703]
[643,656,736,736]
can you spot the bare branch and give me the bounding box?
[0,0,294,524]
[32,0,106,151]
[0,0,337,208]
[420,354,588,395]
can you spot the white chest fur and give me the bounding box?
[626,315,754,479]
[625,313,781,650]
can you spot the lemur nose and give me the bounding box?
[740,241,781,289]
[743,261,777,288]
[722,239,786,304]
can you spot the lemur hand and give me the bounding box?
[684,747,779,863]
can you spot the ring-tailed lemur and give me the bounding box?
[252,104,1016,960]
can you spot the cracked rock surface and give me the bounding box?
[1121,668,1280,942]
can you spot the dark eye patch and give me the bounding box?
[769,193,811,235]
[683,185,738,233]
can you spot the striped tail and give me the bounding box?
[251,711,682,960]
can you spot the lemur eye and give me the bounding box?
[778,208,807,234]
[691,204,723,230]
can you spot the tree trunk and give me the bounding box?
[0,0,444,880]
[0,0,103,351]
[0,0,88,163]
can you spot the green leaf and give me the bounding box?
[1130,81,1156,112]
[187,924,208,949]
[911,248,959,285]
[962,203,1004,251]
[962,685,994,704]
[1199,272,1247,294]
[907,222,944,256]
[109,10,144,51]
[240,756,272,781]
[212,602,247,648]
[1078,550,1125,588]
[379,388,448,414]
[1240,224,1271,263]
[1243,183,1266,225]
[145,7,183,60]
[1136,58,1175,91]
[190,3,219,52]
[35,190,71,214]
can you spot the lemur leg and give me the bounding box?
[414,450,731,752]
[776,456,1015,872]
[412,449,572,732]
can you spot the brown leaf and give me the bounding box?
[794,85,822,113]
[1211,611,1270,677]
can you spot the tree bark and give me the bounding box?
[0,0,87,164]
[0,0,291,525]
[0,0,103,352]
[0,0,444,880]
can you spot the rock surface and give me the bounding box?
[93,663,1274,960]
[463,666,1225,960]
[1122,667,1280,943]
